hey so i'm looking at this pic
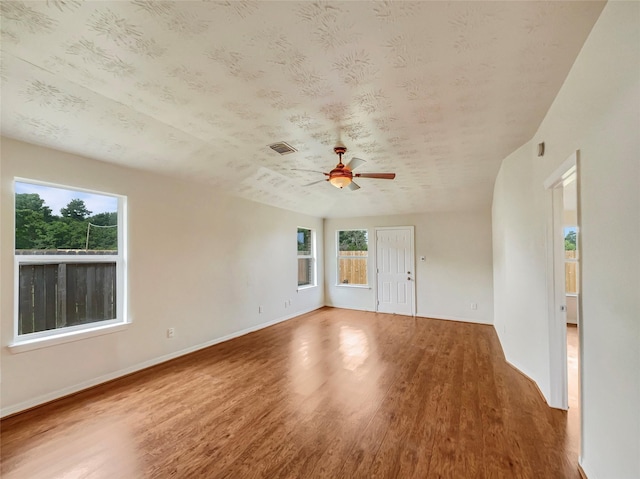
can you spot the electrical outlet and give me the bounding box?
[284,300,288,308]
[259,305,263,313]
[471,303,477,310]
[167,328,175,339]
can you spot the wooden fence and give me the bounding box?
[565,250,579,294]
[19,262,116,334]
[339,251,368,285]
[298,258,312,286]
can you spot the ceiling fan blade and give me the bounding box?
[346,157,366,171]
[291,168,328,175]
[303,179,328,187]
[348,181,361,191]
[354,173,396,179]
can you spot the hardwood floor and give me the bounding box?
[1,308,580,478]
[567,324,580,458]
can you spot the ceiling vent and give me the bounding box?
[268,142,297,155]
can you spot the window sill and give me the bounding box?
[8,322,130,354]
[335,284,370,289]
[297,285,317,291]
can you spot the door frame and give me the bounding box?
[543,150,580,411]
[373,226,416,316]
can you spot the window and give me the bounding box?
[564,227,579,294]
[297,227,315,287]
[14,180,126,342]
[337,229,368,286]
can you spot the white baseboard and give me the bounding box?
[324,304,493,326]
[579,457,597,479]
[324,303,375,313]
[503,356,551,407]
[418,313,492,325]
[0,305,323,418]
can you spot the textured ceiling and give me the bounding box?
[0,1,605,218]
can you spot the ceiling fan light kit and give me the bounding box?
[301,145,396,190]
[329,175,352,189]
[329,146,352,189]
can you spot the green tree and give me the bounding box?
[86,212,118,250]
[15,193,53,249]
[15,193,53,220]
[565,230,577,251]
[15,193,117,251]
[15,209,47,249]
[60,199,92,220]
[89,212,117,226]
[40,219,87,250]
[297,229,311,254]
[339,230,368,251]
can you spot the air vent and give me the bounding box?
[268,142,297,155]
[538,142,545,157]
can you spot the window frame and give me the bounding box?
[297,226,316,289]
[11,178,128,351]
[336,229,369,288]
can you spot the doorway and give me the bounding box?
[544,151,582,455]
[375,227,415,316]
[563,177,581,456]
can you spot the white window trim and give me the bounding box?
[335,284,370,290]
[336,229,369,287]
[297,227,316,289]
[297,284,317,291]
[11,179,128,351]
[8,322,131,354]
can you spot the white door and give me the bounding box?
[376,227,415,316]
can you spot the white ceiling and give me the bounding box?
[1,1,605,218]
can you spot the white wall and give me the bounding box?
[325,211,494,324]
[492,141,552,391]
[0,137,324,416]
[492,2,640,478]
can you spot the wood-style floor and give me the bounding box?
[566,324,580,458]
[1,308,580,478]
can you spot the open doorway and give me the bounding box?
[563,178,580,456]
[544,150,582,459]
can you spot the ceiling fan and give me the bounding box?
[293,146,396,190]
